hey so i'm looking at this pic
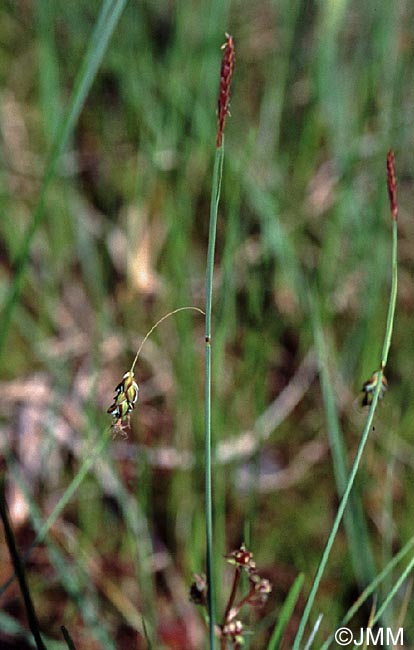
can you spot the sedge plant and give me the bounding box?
[204,33,235,650]
[107,306,204,436]
[293,150,400,650]
[0,306,205,639]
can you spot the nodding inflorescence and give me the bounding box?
[361,371,388,407]
[107,370,139,436]
[106,306,204,437]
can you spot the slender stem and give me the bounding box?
[293,214,398,649]
[223,567,242,624]
[205,142,225,650]
[61,626,78,650]
[372,553,414,627]
[381,219,398,368]
[293,388,381,650]
[228,588,254,620]
[0,478,48,650]
[220,568,241,650]
[130,306,205,373]
[319,536,414,650]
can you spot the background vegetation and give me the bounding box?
[0,1,413,648]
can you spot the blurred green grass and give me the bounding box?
[1,1,414,648]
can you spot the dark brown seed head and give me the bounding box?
[216,33,235,148]
[386,150,398,221]
[225,544,256,571]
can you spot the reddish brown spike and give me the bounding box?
[216,33,235,148]
[386,149,398,221]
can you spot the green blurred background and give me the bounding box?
[0,1,413,648]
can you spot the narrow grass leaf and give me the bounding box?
[0,0,128,358]
[320,535,414,650]
[372,554,414,627]
[142,617,153,650]
[304,613,323,650]
[267,573,305,650]
[310,290,375,585]
[293,156,399,649]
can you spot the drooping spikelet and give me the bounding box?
[361,370,388,407]
[106,307,204,437]
[107,371,139,423]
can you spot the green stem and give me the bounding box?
[205,142,225,650]
[381,219,398,367]
[371,553,414,627]
[320,535,414,650]
[293,216,398,650]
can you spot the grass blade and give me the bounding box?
[372,555,414,628]
[320,535,414,650]
[304,614,323,650]
[267,573,305,650]
[0,0,128,358]
[310,291,375,585]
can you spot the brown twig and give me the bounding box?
[221,566,242,648]
[0,477,48,650]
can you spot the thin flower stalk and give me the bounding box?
[293,151,400,650]
[107,306,204,436]
[220,545,271,649]
[205,33,235,650]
